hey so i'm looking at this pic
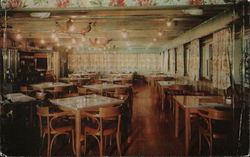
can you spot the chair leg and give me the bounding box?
[47,133,51,157]
[50,134,60,157]
[198,131,201,155]
[116,133,122,156]
[72,130,75,155]
[99,135,104,156]
[84,133,87,155]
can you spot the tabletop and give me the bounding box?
[6,93,36,103]
[30,82,72,89]
[59,77,90,81]
[50,94,124,111]
[173,95,231,108]
[83,84,129,90]
[158,81,177,86]
[99,78,129,82]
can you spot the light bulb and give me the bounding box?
[16,33,22,40]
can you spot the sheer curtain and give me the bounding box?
[176,45,184,77]
[188,39,200,81]
[212,28,232,89]
[68,53,161,73]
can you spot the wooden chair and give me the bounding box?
[36,92,47,101]
[198,108,232,155]
[184,90,205,96]
[46,87,64,98]
[82,106,122,156]
[77,87,93,95]
[20,86,33,95]
[36,106,75,157]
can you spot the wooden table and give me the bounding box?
[59,77,90,82]
[173,95,229,155]
[50,94,124,157]
[99,78,129,84]
[30,82,72,92]
[6,93,36,103]
[144,74,169,87]
[83,84,130,95]
[158,81,190,110]
[6,93,36,125]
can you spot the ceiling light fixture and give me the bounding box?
[67,18,76,32]
[166,19,173,27]
[30,12,50,18]
[182,8,203,15]
[40,39,45,44]
[158,31,163,37]
[121,30,128,38]
[16,33,22,40]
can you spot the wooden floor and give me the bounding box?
[1,84,189,156]
[125,85,184,156]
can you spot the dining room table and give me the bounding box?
[5,93,37,125]
[157,81,191,111]
[173,95,231,155]
[50,94,124,157]
[6,93,36,103]
[98,78,130,84]
[30,82,72,92]
[83,83,130,95]
[144,74,169,87]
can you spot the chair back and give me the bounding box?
[54,86,64,92]
[77,87,88,95]
[36,92,47,100]
[198,108,232,121]
[36,106,50,137]
[20,86,28,92]
[115,88,127,95]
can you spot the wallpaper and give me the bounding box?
[1,0,231,9]
[68,53,161,74]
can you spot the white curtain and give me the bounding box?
[176,45,184,77]
[68,53,161,73]
[188,39,200,81]
[212,28,231,89]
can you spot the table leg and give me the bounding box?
[175,102,179,137]
[185,109,190,155]
[161,88,165,111]
[75,111,81,157]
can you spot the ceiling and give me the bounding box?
[2,5,232,53]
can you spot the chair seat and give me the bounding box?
[199,127,228,139]
[43,125,74,134]
[85,125,117,136]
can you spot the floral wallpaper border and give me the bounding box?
[0,0,233,9]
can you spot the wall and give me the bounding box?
[233,39,242,84]
[68,52,161,74]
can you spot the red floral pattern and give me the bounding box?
[56,0,70,8]
[137,0,154,6]
[188,0,204,5]
[7,0,23,8]
[109,0,125,7]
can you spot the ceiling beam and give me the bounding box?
[165,9,240,49]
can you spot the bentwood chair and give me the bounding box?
[36,106,75,157]
[20,86,34,95]
[77,87,93,95]
[198,108,232,155]
[82,106,122,156]
[46,87,64,98]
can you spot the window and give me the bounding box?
[184,44,190,76]
[167,49,170,72]
[200,39,213,80]
[174,48,177,73]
